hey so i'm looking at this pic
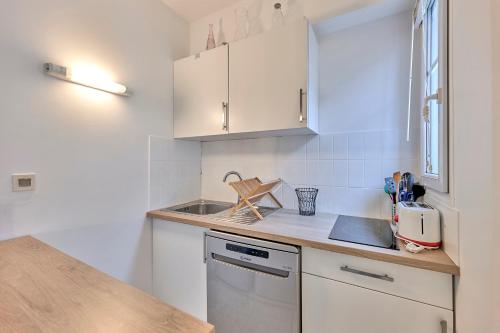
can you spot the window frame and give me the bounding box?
[420,0,449,193]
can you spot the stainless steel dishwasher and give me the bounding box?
[206,230,300,333]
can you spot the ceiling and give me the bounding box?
[314,0,412,36]
[161,0,241,22]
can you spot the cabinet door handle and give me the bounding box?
[440,320,447,333]
[222,102,228,131]
[299,89,306,123]
[203,232,208,263]
[340,265,394,282]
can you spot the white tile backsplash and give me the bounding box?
[278,136,307,160]
[382,130,403,160]
[333,160,349,187]
[364,132,383,160]
[319,135,334,160]
[201,132,418,219]
[306,135,320,160]
[280,159,307,185]
[333,134,349,159]
[282,182,299,210]
[348,133,365,159]
[348,160,364,188]
[364,159,383,189]
[306,160,334,186]
[315,185,335,214]
[148,136,201,210]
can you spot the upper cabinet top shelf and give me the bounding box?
[174,19,319,141]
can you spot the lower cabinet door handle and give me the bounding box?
[340,265,394,282]
[203,232,207,263]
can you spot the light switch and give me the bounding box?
[12,173,36,192]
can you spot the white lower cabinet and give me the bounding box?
[302,247,454,333]
[151,223,455,332]
[152,219,208,321]
[302,273,453,333]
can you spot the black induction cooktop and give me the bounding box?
[329,215,398,250]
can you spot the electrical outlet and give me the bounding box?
[12,173,36,192]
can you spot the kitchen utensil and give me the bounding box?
[295,188,318,216]
[384,184,396,205]
[399,191,414,202]
[400,172,414,193]
[393,171,401,204]
[384,184,391,197]
[228,177,282,220]
[384,177,397,194]
[396,202,441,249]
[412,184,426,201]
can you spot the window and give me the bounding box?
[415,0,448,192]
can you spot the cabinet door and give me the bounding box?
[152,219,208,320]
[302,273,453,333]
[174,45,228,138]
[229,19,308,134]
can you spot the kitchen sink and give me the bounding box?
[164,200,234,215]
[162,199,280,224]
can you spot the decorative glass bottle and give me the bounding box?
[248,0,263,36]
[234,7,248,40]
[206,24,216,50]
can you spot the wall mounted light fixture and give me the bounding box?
[43,63,130,96]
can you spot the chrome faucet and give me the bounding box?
[223,171,243,182]
[223,171,243,203]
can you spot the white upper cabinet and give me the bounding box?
[229,19,318,135]
[174,44,229,138]
[173,19,318,140]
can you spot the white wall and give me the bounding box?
[0,0,193,292]
[189,0,410,54]
[447,0,496,331]
[201,12,417,220]
[492,1,500,330]
[190,0,300,54]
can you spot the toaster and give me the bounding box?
[397,202,441,248]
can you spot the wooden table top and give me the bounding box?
[0,236,214,333]
[148,208,460,276]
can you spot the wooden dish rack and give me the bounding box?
[228,177,283,220]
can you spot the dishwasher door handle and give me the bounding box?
[211,253,290,278]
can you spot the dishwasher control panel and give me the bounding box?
[226,243,269,258]
[206,230,300,273]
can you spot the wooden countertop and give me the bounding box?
[148,208,460,276]
[0,236,214,333]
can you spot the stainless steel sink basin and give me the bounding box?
[164,200,233,215]
[162,199,280,224]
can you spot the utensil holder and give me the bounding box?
[295,188,319,216]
